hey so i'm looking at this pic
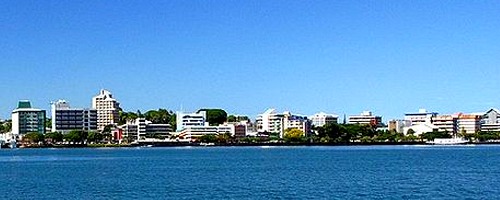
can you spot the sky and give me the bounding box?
[1,0,500,121]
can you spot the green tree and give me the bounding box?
[23,132,45,144]
[284,128,305,143]
[200,134,218,143]
[407,129,415,135]
[64,130,88,144]
[87,131,103,143]
[198,109,227,125]
[45,132,63,143]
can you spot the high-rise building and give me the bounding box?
[11,100,46,136]
[51,100,97,134]
[92,89,121,131]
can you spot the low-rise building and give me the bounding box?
[457,114,482,134]
[256,109,310,138]
[348,111,382,127]
[120,118,173,141]
[310,112,338,127]
[177,124,234,141]
[431,114,457,134]
[481,108,500,132]
[388,119,405,133]
[404,109,437,126]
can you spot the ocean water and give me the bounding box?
[1,145,500,199]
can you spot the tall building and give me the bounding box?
[92,89,121,131]
[51,100,97,134]
[11,100,46,136]
[348,111,382,126]
[310,112,338,127]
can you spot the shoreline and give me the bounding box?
[7,141,500,149]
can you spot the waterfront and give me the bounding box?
[1,145,500,199]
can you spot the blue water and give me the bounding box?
[1,145,500,199]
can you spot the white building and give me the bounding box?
[120,118,172,141]
[310,112,338,127]
[177,124,234,141]
[176,111,207,132]
[403,123,439,136]
[256,109,310,138]
[92,89,121,131]
[404,109,438,126]
[51,100,97,134]
[11,100,46,136]
[348,111,382,126]
[481,108,500,132]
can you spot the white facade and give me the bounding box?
[310,112,338,127]
[177,124,235,141]
[256,109,310,138]
[481,108,500,132]
[11,100,46,136]
[404,109,437,126]
[176,111,207,132]
[120,118,172,141]
[403,123,439,136]
[92,89,121,131]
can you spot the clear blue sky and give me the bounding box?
[1,0,500,121]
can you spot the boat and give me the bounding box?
[426,137,469,145]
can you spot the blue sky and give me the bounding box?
[1,0,500,121]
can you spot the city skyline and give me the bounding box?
[1,1,500,120]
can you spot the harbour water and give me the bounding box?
[1,145,499,199]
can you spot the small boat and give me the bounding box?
[426,137,469,145]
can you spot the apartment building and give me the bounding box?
[92,89,121,130]
[404,109,437,126]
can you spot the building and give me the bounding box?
[283,111,310,136]
[176,111,207,132]
[310,112,338,127]
[11,100,46,136]
[404,109,438,126]
[92,89,121,131]
[481,108,500,132]
[457,114,482,134]
[51,100,97,134]
[177,124,234,141]
[388,119,405,133]
[431,114,457,134]
[120,118,173,141]
[403,123,439,136]
[256,109,310,138]
[348,111,382,127]
[256,109,284,135]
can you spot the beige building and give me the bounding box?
[92,89,121,131]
